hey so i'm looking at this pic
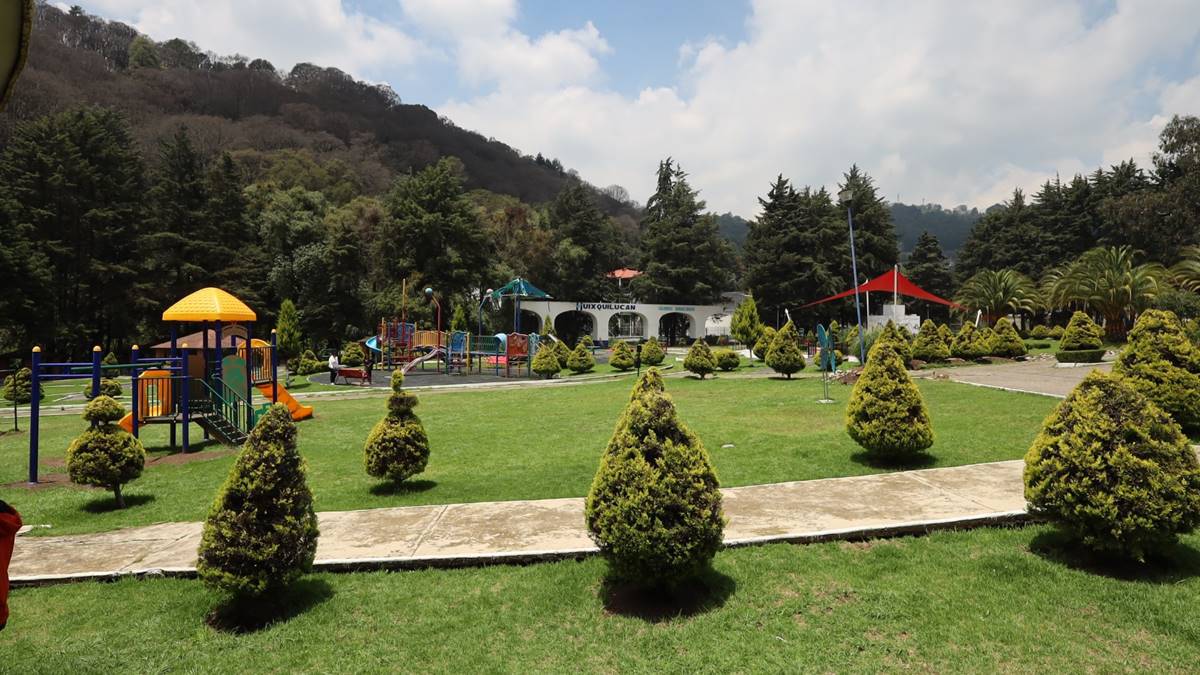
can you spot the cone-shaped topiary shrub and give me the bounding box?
[978,326,999,356]
[364,370,431,482]
[991,318,1027,357]
[610,341,635,371]
[199,404,320,597]
[1113,309,1200,430]
[580,334,594,348]
[66,395,145,508]
[752,326,776,361]
[340,342,365,367]
[684,339,716,379]
[532,343,563,378]
[2,367,42,403]
[1030,325,1050,339]
[1060,311,1103,350]
[873,321,912,366]
[1049,325,1065,339]
[937,323,954,350]
[640,337,665,366]
[951,323,989,359]
[846,342,934,460]
[553,339,571,369]
[102,351,119,366]
[715,349,740,372]
[912,320,950,362]
[585,369,724,585]
[1024,371,1200,560]
[567,341,596,373]
[765,320,806,378]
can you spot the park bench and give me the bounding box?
[337,367,371,386]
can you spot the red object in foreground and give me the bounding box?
[0,503,21,630]
[801,268,962,309]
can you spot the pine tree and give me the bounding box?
[450,303,468,332]
[846,342,934,460]
[765,320,806,378]
[903,231,955,317]
[585,369,723,584]
[683,339,716,379]
[912,320,950,362]
[364,370,431,482]
[145,126,210,308]
[730,295,763,348]
[547,182,620,299]
[752,326,776,361]
[837,166,899,279]
[198,405,319,597]
[1113,309,1200,430]
[275,299,303,362]
[66,396,145,508]
[632,159,734,304]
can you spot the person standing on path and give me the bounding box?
[0,499,22,632]
[328,352,340,386]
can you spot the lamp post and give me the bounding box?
[838,188,866,365]
[478,288,493,337]
[426,287,443,374]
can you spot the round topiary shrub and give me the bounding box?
[66,395,144,508]
[585,369,723,585]
[715,349,740,372]
[567,342,596,374]
[295,350,324,375]
[846,342,934,461]
[684,339,716,379]
[1113,309,1200,430]
[1024,371,1200,560]
[1059,311,1103,350]
[1030,325,1050,339]
[640,337,665,366]
[340,342,366,367]
[765,320,806,378]
[752,326,776,361]
[2,367,42,403]
[1049,325,1065,339]
[912,320,950,362]
[364,370,431,482]
[991,318,1027,357]
[83,377,123,399]
[951,323,989,359]
[198,404,319,597]
[610,341,635,372]
[532,342,563,379]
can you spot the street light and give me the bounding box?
[838,188,866,365]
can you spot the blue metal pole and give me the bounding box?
[180,341,190,453]
[130,344,140,438]
[91,345,101,399]
[29,346,40,484]
[246,322,254,423]
[847,205,866,365]
[271,329,279,404]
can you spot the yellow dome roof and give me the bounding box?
[162,288,257,322]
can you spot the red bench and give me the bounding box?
[337,367,371,385]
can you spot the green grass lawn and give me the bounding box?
[0,377,1056,536]
[6,525,1199,672]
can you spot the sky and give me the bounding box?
[74,0,1200,219]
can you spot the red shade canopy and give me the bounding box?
[801,268,962,309]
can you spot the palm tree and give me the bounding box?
[955,269,1041,325]
[1170,246,1200,292]
[1043,246,1165,339]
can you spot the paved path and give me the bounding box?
[920,359,1111,398]
[11,460,1029,585]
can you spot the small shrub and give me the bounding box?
[1024,371,1200,560]
[364,370,431,482]
[912,320,950,362]
[1113,309,1200,430]
[1025,341,1052,350]
[580,334,594,348]
[532,343,562,378]
[294,350,324,375]
[1060,311,1103,351]
[977,327,999,355]
[553,339,572,369]
[715,349,740,372]
[937,323,954,350]
[1030,325,1050,339]
[1055,349,1106,363]
[991,318,1027,357]
[2,367,42,403]
[874,321,912,366]
[102,351,119,366]
[683,339,716,379]
[83,377,123,399]
[1049,325,1065,339]
[198,404,319,597]
[765,320,806,378]
[639,337,665,366]
[66,395,144,508]
[951,323,989,359]
[567,342,596,373]
[752,326,776,361]
[585,369,723,585]
[609,341,635,372]
[846,342,934,460]
[340,342,366,367]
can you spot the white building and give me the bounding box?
[521,297,741,344]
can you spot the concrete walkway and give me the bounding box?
[919,359,1111,398]
[11,460,1029,585]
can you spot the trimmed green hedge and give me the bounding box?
[1054,349,1105,363]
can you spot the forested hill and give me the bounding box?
[890,203,984,257]
[1,3,632,216]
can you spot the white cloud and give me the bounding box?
[80,0,424,77]
[442,0,1200,217]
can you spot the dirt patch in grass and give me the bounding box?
[3,473,96,490]
[147,448,235,467]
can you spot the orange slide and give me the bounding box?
[118,413,134,433]
[257,383,313,421]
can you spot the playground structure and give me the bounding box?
[25,288,312,484]
[366,324,545,378]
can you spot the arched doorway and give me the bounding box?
[608,312,646,340]
[554,311,596,346]
[658,313,692,346]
